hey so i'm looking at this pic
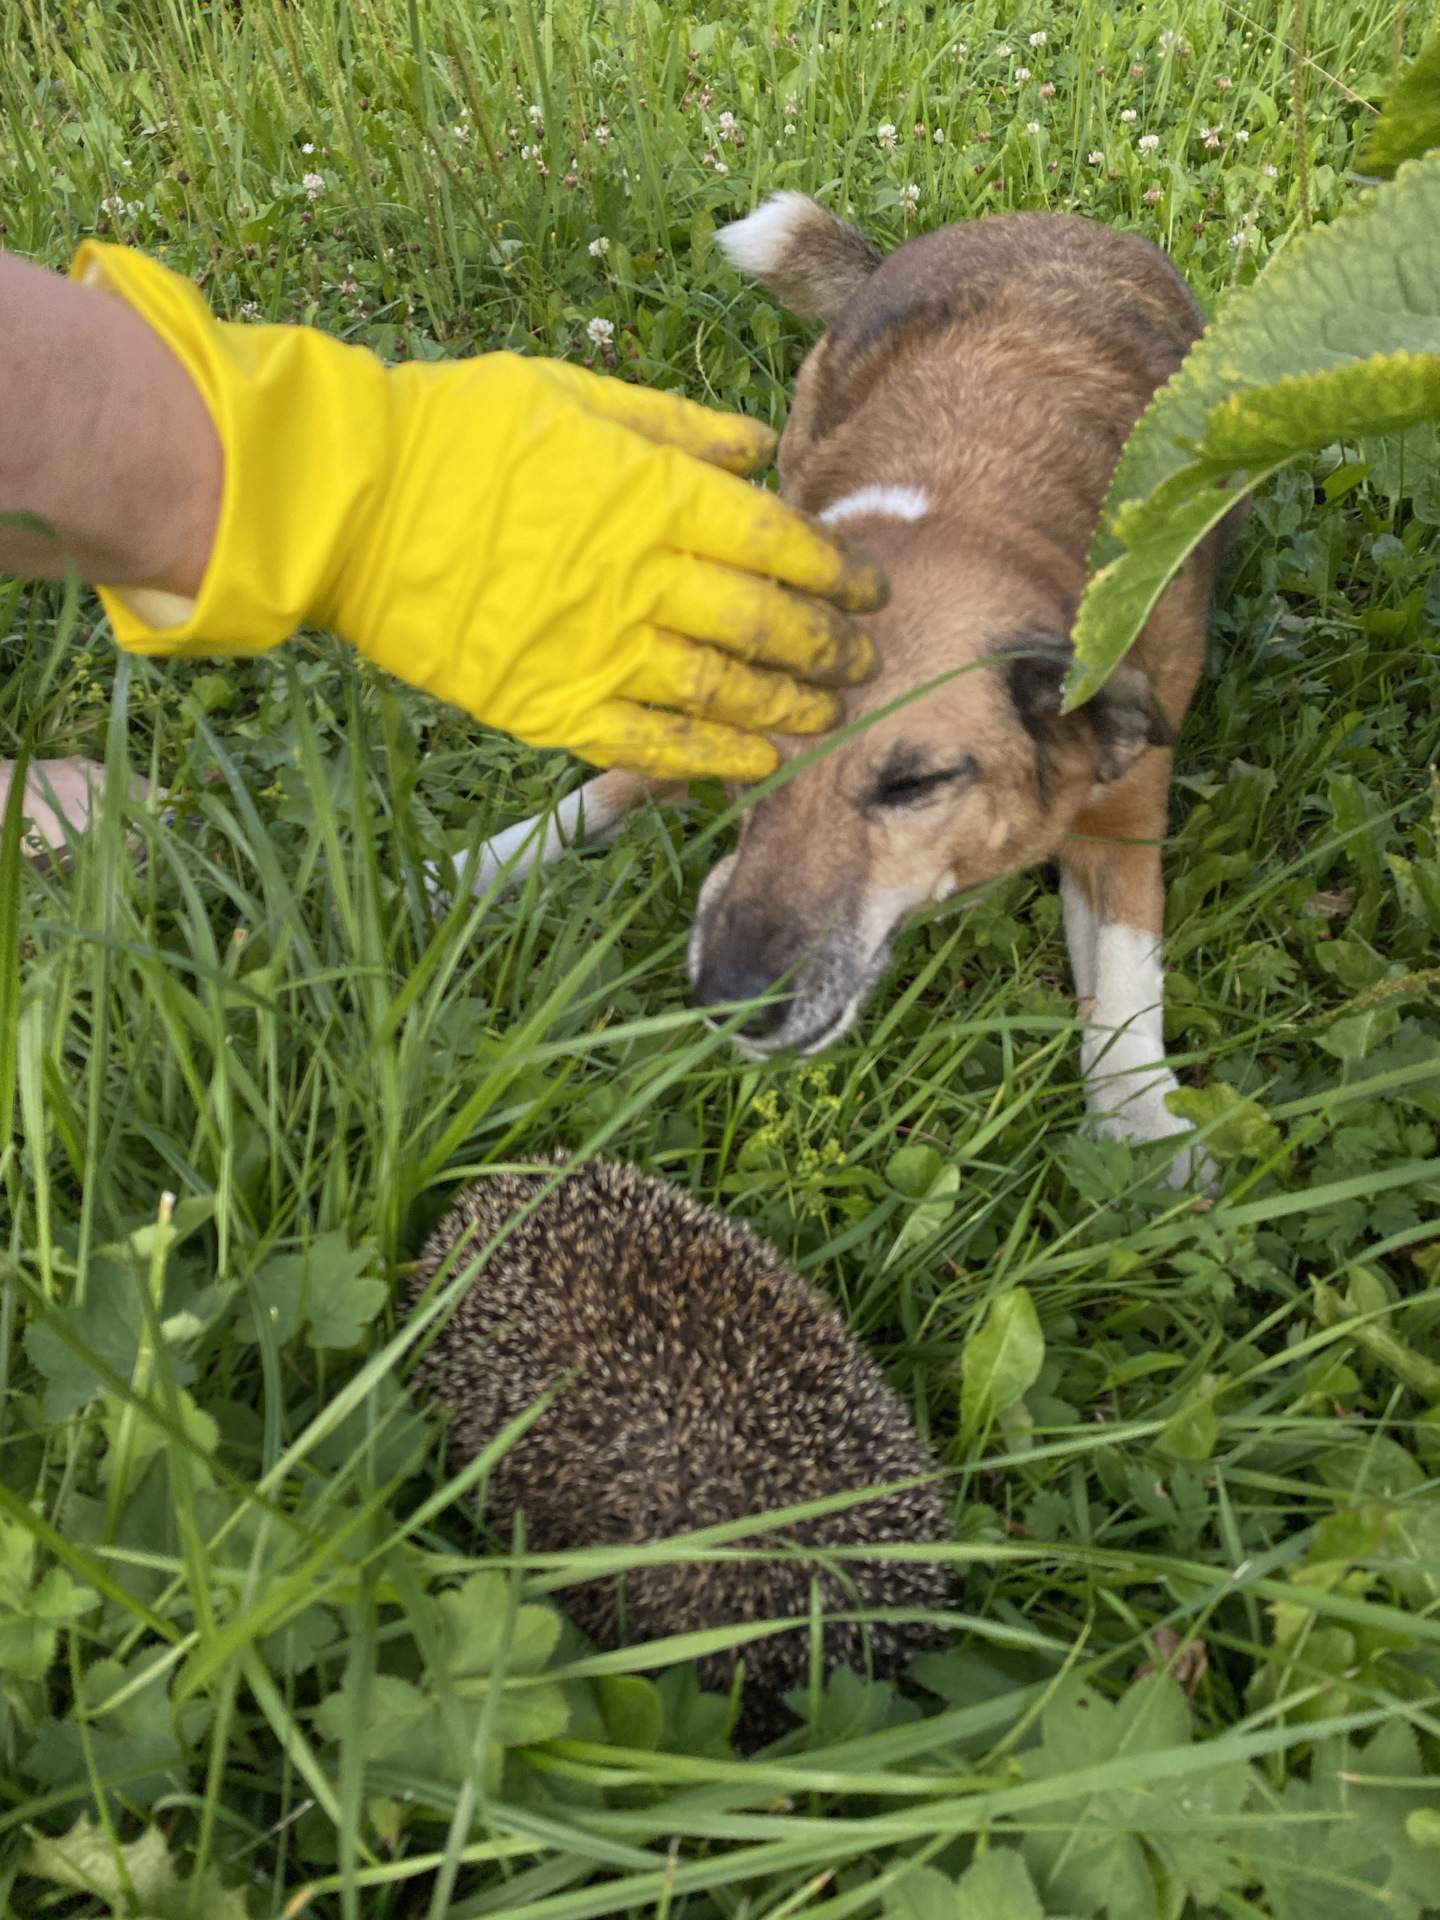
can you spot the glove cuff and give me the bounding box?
[73,241,394,657]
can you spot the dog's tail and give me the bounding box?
[717,193,881,324]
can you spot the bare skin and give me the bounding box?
[0,250,222,593]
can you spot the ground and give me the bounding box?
[1,2,1439,1917]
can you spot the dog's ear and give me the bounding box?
[1002,633,1173,789]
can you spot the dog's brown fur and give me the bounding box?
[477,200,1228,1172]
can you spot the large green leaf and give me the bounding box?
[1065,154,1440,710]
[1358,31,1440,178]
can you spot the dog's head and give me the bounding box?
[687,550,1172,1055]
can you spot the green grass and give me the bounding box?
[3,0,1440,1915]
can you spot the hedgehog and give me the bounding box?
[407,1159,952,1745]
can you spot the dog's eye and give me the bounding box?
[875,764,972,809]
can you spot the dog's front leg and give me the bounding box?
[1059,757,1208,1186]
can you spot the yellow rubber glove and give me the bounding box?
[73,242,883,781]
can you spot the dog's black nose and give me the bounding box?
[692,954,792,1039]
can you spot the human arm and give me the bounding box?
[0,249,221,594]
[0,245,882,780]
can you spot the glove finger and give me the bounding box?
[666,464,890,612]
[627,632,842,736]
[529,358,777,473]
[650,553,878,685]
[573,701,781,782]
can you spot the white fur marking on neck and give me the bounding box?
[716,192,820,276]
[819,484,931,527]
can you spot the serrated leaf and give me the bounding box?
[885,1863,958,1920]
[954,1848,1048,1920]
[1241,1729,1419,1920]
[24,1651,210,1809]
[1020,1676,1248,1918]
[27,1812,251,1919]
[1163,1084,1282,1161]
[1359,31,1440,177]
[98,1386,218,1486]
[237,1230,386,1351]
[0,1520,98,1680]
[23,1256,198,1420]
[1067,154,1440,707]
[434,1570,563,1677]
[961,1288,1044,1440]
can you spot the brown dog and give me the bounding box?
[466,197,1226,1178]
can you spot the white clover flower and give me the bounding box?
[1235,128,1251,144]
[1120,109,1137,124]
[717,110,737,140]
[784,96,798,116]
[1227,226,1256,248]
[100,194,124,215]
[1039,81,1056,96]
[453,125,470,142]
[301,142,315,154]
[953,43,967,56]
[713,159,728,174]
[877,121,897,147]
[528,104,544,125]
[1029,30,1047,46]
[1088,149,1105,166]
[240,300,260,318]
[1202,127,1222,148]
[1014,66,1031,81]
[588,235,610,256]
[1138,133,1160,153]
[1158,27,1182,55]
[784,124,795,134]
[934,127,945,143]
[586,317,614,347]
[594,120,611,147]
[1218,76,1234,91]
[303,172,325,199]
[902,182,920,208]
[520,144,534,160]
[1263,163,1278,176]
[996,44,1012,58]
[1026,120,1041,133]
[1143,185,1162,202]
